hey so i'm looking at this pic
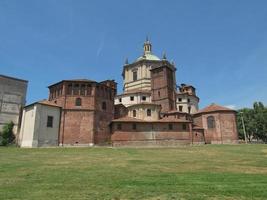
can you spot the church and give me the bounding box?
[18,39,238,147]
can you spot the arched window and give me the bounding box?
[133,110,136,117]
[147,109,151,116]
[75,98,82,106]
[207,116,215,129]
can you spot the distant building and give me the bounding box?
[0,74,28,135]
[19,100,61,147]
[18,38,238,147]
[115,39,199,114]
[176,84,199,114]
[193,104,238,144]
[112,39,237,146]
[19,79,117,147]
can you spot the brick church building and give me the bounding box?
[19,39,238,147]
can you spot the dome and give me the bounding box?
[136,53,160,61]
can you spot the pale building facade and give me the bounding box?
[19,100,61,147]
[114,91,151,107]
[0,74,28,135]
[127,103,161,121]
[115,39,198,115]
[176,84,199,114]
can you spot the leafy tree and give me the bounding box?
[237,102,267,142]
[0,121,15,146]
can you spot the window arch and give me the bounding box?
[75,98,82,106]
[207,116,215,129]
[133,110,136,117]
[147,109,151,117]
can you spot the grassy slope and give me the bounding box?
[0,145,267,200]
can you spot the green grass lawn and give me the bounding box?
[0,145,267,200]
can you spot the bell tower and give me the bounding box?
[151,64,177,113]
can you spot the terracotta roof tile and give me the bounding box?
[38,100,62,108]
[127,102,161,108]
[195,103,235,114]
[112,116,190,123]
[112,117,145,122]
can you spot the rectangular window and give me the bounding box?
[132,123,137,130]
[133,71,137,81]
[178,98,182,102]
[80,84,86,95]
[87,84,92,96]
[47,116,53,128]
[142,96,146,101]
[179,106,183,112]
[73,84,79,95]
[102,102,107,110]
[130,96,134,101]
[187,98,190,103]
[117,124,122,130]
[147,109,151,116]
[119,98,122,102]
[188,106,191,114]
[67,84,72,95]
[168,124,173,130]
[182,123,187,130]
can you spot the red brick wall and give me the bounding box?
[151,66,176,112]
[193,111,238,144]
[48,80,116,146]
[219,113,238,143]
[60,110,94,145]
[111,122,201,146]
[192,129,205,144]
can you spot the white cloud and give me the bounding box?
[224,105,236,110]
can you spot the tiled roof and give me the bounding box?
[112,116,190,123]
[112,117,145,122]
[25,99,61,108]
[38,100,62,108]
[163,110,187,114]
[195,103,235,114]
[127,102,161,108]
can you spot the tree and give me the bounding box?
[0,121,15,146]
[237,102,267,143]
[253,102,267,142]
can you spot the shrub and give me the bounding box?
[0,121,15,146]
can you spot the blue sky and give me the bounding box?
[0,0,267,109]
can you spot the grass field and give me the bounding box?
[0,145,267,200]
